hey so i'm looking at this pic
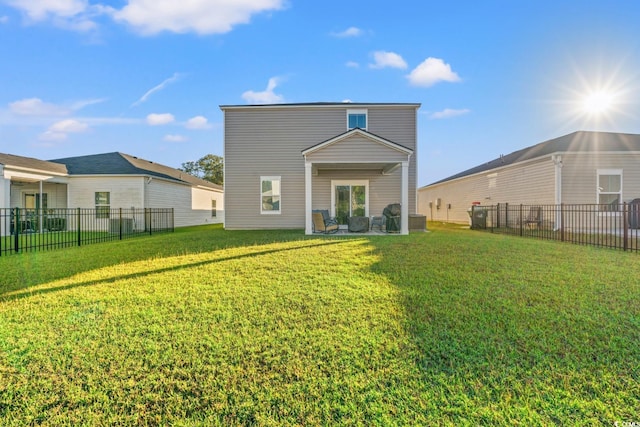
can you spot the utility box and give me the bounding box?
[409,214,426,232]
[109,218,134,234]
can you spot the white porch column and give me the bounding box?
[552,155,563,231]
[401,161,409,235]
[305,161,313,234]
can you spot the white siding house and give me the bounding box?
[0,152,224,229]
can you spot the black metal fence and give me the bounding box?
[470,202,640,252]
[0,207,174,256]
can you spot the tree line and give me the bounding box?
[179,154,223,185]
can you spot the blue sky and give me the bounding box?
[1,1,639,186]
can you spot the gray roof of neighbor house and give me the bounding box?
[0,153,68,175]
[49,152,222,191]
[427,131,640,186]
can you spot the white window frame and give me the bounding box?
[211,199,217,218]
[346,109,368,130]
[260,176,281,215]
[95,191,110,219]
[597,169,622,215]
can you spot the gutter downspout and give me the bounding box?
[552,155,563,230]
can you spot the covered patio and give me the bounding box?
[302,128,413,235]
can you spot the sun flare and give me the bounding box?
[581,90,615,115]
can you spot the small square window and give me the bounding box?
[347,109,367,130]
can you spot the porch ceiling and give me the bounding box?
[312,161,401,175]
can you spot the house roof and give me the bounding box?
[0,153,68,175]
[220,102,421,110]
[426,131,640,187]
[49,152,222,191]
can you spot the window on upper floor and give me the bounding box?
[347,109,367,130]
[597,169,622,212]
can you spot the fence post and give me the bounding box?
[13,207,20,253]
[496,203,501,229]
[470,205,476,230]
[623,202,629,251]
[505,203,509,229]
[77,207,81,247]
[119,208,123,240]
[560,203,565,242]
[146,208,152,235]
[519,204,524,236]
[171,208,175,232]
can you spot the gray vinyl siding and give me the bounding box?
[418,151,640,224]
[561,152,640,204]
[223,104,418,230]
[418,157,555,223]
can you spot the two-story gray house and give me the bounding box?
[221,102,421,234]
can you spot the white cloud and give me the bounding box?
[70,97,107,110]
[39,118,89,141]
[370,51,408,70]
[331,26,363,38]
[407,57,461,87]
[49,118,89,133]
[8,97,106,117]
[9,98,69,116]
[5,0,107,31]
[6,0,86,21]
[39,130,68,141]
[429,108,471,120]
[164,134,188,142]
[241,77,284,104]
[185,115,211,130]
[113,0,285,35]
[346,61,359,68]
[146,113,175,125]
[131,73,182,107]
[0,15,9,24]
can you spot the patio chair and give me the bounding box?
[312,210,339,234]
[524,206,542,229]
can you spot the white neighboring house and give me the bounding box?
[0,152,224,228]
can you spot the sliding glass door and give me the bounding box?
[332,180,368,226]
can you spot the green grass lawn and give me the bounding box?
[0,223,638,425]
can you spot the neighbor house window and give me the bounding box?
[95,191,110,219]
[212,199,217,217]
[261,176,281,214]
[597,169,622,212]
[347,109,367,130]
